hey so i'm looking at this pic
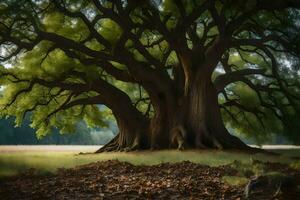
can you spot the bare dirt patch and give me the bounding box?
[0,160,299,200]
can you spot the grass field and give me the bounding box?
[0,145,299,178]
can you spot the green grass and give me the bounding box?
[222,176,249,186]
[0,149,299,178]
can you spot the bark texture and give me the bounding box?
[97,59,250,152]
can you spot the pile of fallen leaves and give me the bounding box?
[0,160,299,200]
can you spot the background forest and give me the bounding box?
[0,116,117,145]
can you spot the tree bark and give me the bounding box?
[96,59,251,152]
[96,114,149,152]
[147,86,177,149]
[186,70,250,149]
[145,71,250,150]
[96,106,149,152]
[96,77,252,152]
[95,83,150,152]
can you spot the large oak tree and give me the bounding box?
[0,0,299,152]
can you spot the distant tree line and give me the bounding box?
[0,117,117,145]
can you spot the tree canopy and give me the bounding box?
[0,0,299,151]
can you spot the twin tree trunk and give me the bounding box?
[98,60,250,152]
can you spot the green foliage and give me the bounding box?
[98,19,123,46]
[0,0,299,145]
[231,83,260,107]
[221,41,300,144]
[0,41,110,138]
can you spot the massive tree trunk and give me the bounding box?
[97,55,250,152]
[185,70,250,149]
[149,90,177,149]
[145,70,249,150]
[96,71,250,152]
[96,88,250,152]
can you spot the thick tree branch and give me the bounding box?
[52,0,111,50]
[215,68,267,93]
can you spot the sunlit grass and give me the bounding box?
[290,160,300,170]
[0,149,299,178]
[222,176,249,186]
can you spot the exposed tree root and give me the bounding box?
[95,136,119,153]
[94,133,276,155]
[95,133,145,153]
